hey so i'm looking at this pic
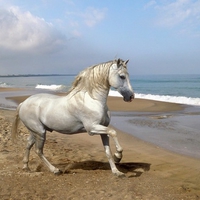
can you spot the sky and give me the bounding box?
[0,0,200,75]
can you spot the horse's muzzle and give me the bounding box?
[118,87,134,102]
[123,94,134,102]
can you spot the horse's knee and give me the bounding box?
[26,140,35,150]
[108,129,117,137]
[35,149,44,159]
[88,131,95,136]
[114,152,122,163]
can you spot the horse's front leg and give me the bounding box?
[104,111,123,163]
[89,125,124,177]
[110,131,123,163]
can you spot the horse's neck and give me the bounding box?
[69,87,109,105]
[92,88,110,104]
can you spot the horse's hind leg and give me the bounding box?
[34,132,61,174]
[23,132,35,171]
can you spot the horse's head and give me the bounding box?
[109,59,134,102]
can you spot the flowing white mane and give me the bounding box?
[69,60,114,96]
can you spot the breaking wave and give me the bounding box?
[109,90,200,106]
[35,84,64,90]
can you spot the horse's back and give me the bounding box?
[23,93,63,106]
[19,93,63,121]
[24,93,61,102]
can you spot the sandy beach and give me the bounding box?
[0,88,200,199]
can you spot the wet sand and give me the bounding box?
[0,88,200,199]
[111,110,200,159]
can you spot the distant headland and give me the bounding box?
[0,74,76,77]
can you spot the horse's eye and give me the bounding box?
[120,75,125,80]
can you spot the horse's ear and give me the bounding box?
[117,58,121,65]
[125,60,129,65]
[112,59,121,69]
[112,63,118,70]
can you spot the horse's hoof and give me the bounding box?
[54,169,62,175]
[114,171,126,178]
[114,154,122,163]
[22,166,31,172]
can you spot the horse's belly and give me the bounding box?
[45,119,85,134]
[58,125,86,134]
[58,127,86,134]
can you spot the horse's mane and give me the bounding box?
[68,60,116,96]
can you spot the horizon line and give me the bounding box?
[0,74,77,78]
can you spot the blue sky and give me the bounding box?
[0,0,199,75]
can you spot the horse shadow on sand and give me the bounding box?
[55,161,151,178]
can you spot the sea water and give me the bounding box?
[0,74,200,106]
[131,74,200,106]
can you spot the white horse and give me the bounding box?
[12,59,134,177]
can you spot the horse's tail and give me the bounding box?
[11,103,22,143]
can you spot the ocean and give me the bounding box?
[0,74,200,106]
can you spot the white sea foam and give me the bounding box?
[35,84,63,90]
[0,82,11,87]
[108,90,200,106]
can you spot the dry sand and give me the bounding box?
[0,88,200,199]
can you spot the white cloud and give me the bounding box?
[144,0,156,10]
[146,0,200,35]
[71,29,82,37]
[65,6,106,36]
[155,0,194,26]
[83,7,106,27]
[0,6,65,53]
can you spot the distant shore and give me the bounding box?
[0,74,76,78]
